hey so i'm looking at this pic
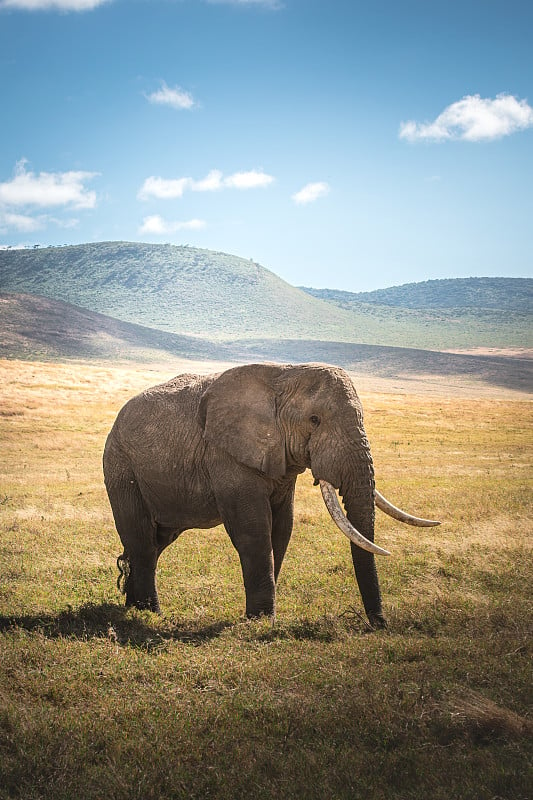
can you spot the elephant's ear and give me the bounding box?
[197,364,286,479]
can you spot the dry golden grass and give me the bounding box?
[0,357,531,800]
[444,687,533,742]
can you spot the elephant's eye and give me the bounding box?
[309,415,321,427]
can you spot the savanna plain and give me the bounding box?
[0,357,531,800]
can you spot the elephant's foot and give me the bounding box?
[246,607,275,620]
[243,572,276,620]
[245,591,275,620]
[367,610,387,630]
[125,594,161,614]
[124,563,161,613]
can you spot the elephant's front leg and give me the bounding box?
[219,486,276,619]
[271,482,296,584]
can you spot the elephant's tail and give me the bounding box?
[116,552,131,595]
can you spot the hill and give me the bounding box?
[0,242,358,342]
[1,243,531,350]
[2,292,531,395]
[0,293,232,363]
[301,277,533,312]
[300,277,533,351]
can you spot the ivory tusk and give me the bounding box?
[319,480,391,556]
[374,489,441,527]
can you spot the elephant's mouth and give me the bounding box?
[318,480,440,556]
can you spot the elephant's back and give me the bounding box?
[107,371,217,453]
[146,372,217,396]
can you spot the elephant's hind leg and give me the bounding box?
[105,471,161,613]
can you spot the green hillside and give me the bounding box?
[301,277,533,312]
[1,242,531,350]
[301,278,533,350]
[0,242,357,342]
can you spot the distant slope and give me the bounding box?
[301,277,533,311]
[0,293,232,363]
[1,243,531,350]
[0,242,359,342]
[300,277,533,350]
[1,292,531,394]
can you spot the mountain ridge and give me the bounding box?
[0,241,357,341]
[300,277,533,312]
[1,241,531,350]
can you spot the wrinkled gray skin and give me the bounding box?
[103,363,386,627]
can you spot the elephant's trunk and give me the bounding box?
[340,479,387,628]
[318,479,440,629]
[314,444,385,626]
[311,427,387,626]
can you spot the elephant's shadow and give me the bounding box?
[0,603,373,649]
[0,602,233,650]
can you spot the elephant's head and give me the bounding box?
[198,363,439,626]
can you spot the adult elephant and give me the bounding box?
[103,363,439,628]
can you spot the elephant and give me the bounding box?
[103,363,439,628]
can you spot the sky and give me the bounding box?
[0,0,532,292]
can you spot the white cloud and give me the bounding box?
[145,81,196,111]
[191,169,224,192]
[0,159,98,209]
[139,216,206,236]
[292,181,330,205]
[223,169,275,189]
[138,169,274,200]
[0,212,44,233]
[0,0,109,10]
[137,176,190,201]
[0,211,79,233]
[399,94,533,142]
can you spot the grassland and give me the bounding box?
[0,358,531,800]
[3,293,532,399]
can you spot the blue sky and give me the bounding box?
[0,0,532,292]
